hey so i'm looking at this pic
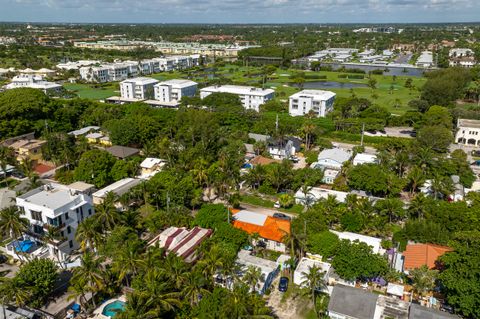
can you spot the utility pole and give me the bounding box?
[166,191,170,214]
[360,122,365,146]
[275,113,279,134]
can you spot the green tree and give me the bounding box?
[307,231,339,258]
[301,265,326,317]
[0,207,29,262]
[72,251,106,308]
[73,149,117,188]
[416,125,452,153]
[243,265,263,293]
[410,265,438,297]
[278,193,294,208]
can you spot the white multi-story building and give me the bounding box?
[200,85,275,112]
[449,48,476,68]
[4,74,62,94]
[455,118,480,146]
[79,65,110,83]
[289,90,336,117]
[9,182,95,263]
[120,77,159,100]
[56,60,100,71]
[154,79,197,103]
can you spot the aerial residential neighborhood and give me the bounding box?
[0,4,480,319]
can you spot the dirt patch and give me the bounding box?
[267,277,313,319]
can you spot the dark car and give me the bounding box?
[273,212,291,221]
[278,277,289,292]
[472,150,480,157]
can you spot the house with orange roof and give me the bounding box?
[232,210,290,253]
[402,243,452,274]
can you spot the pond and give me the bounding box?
[290,81,368,89]
[321,63,426,77]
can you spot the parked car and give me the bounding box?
[472,150,480,157]
[278,277,289,292]
[289,156,299,163]
[273,201,280,208]
[273,212,291,221]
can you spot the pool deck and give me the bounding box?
[90,296,127,319]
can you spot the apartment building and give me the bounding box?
[120,77,159,100]
[154,79,197,103]
[4,74,62,94]
[200,85,275,112]
[79,61,137,83]
[449,48,476,68]
[289,90,336,117]
[10,183,95,262]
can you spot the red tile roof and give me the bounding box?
[403,244,452,270]
[34,163,55,174]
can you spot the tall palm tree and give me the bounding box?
[300,184,314,209]
[301,121,316,150]
[407,166,425,195]
[0,146,15,186]
[181,270,209,306]
[72,251,105,308]
[159,253,188,290]
[138,269,182,315]
[43,225,65,268]
[243,265,262,293]
[376,198,405,223]
[75,218,102,252]
[94,191,120,232]
[408,193,429,219]
[0,276,31,308]
[301,265,326,317]
[67,275,90,311]
[0,207,29,262]
[111,241,145,287]
[197,244,224,282]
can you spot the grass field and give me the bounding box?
[63,63,427,115]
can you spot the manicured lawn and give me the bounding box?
[64,83,118,100]
[240,194,303,215]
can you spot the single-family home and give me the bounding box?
[92,178,142,205]
[328,285,379,319]
[147,226,213,263]
[232,210,290,253]
[402,243,451,274]
[234,249,279,294]
[293,256,331,290]
[68,126,101,138]
[353,153,377,166]
[105,145,140,159]
[288,90,336,117]
[455,118,480,146]
[267,137,301,160]
[331,230,383,255]
[139,157,166,178]
[8,138,46,162]
[409,303,457,319]
[7,183,95,263]
[295,187,349,206]
[312,148,351,171]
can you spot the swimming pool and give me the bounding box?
[101,300,125,318]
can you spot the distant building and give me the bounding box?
[7,183,95,263]
[148,226,213,263]
[200,85,274,112]
[288,90,336,117]
[455,118,480,146]
[154,79,197,103]
[416,51,434,68]
[8,138,46,162]
[120,77,159,100]
[139,157,166,179]
[68,126,100,138]
[449,49,476,68]
[4,74,62,94]
[232,209,290,253]
[105,145,140,159]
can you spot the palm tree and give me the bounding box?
[159,253,188,290]
[137,269,182,315]
[0,207,29,262]
[43,225,65,268]
[75,218,102,252]
[0,276,31,308]
[94,191,120,232]
[0,146,15,186]
[111,241,145,287]
[410,265,438,298]
[301,121,316,150]
[67,275,90,311]
[376,198,405,223]
[408,193,429,219]
[245,165,266,189]
[407,166,425,195]
[19,158,41,190]
[197,244,224,282]
[301,265,326,317]
[243,265,262,293]
[181,270,209,306]
[192,159,209,187]
[72,251,105,308]
[299,184,314,209]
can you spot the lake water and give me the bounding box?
[321,63,426,77]
[291,81,368,89]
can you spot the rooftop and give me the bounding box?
[92,178,141,199]
[331,230,382,254]
[121,77,159,85]
[290,89,336,100]
[68,126,100,137]
[140,157,165,169]
[105,145,140,159]
[409,303,458,319]
[317,148,351,163]
[201,85,274,96]
[237,249,278,274]
[18,183,86,211]
[328,285,378,319]
[232,209,290,242]
[457,118,480,129]
[156,79,198,88]
[403,243,452,270]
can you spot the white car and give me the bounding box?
[274,201,281,208]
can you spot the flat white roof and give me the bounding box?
[330,230,382,254]
[121,77,159,85]
[92,178,141,198]
[18,183,85,211]
[201,85,274,97]
[290,89,336,100]
[233,210,267,226]
[294,257,331,284]
[353,153,377,163]
[140,157,164,169]
[69,126,100,136]
[155,79,197,88]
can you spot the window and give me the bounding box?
[88,209,92,216]
[31,211,42,222]
[33,225,44,234]
[69,240,73,248]
[65,212,69,220]
[67,226,71,234]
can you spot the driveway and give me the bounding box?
[0,262,19,278]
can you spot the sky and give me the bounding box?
[0,0,479,24]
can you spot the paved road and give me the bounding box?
[384,127,414,139]
[331,142,377,154]
[239,202,297,219]
[394,53,412,64]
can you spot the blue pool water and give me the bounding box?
[102,300,125,318]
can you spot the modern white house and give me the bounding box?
[200,85,275,112]
[154,79,197,103]
[294,256,331,289]
[455,118,480,146]
[330,230,383,255]
[415,51,434,67]
[288,90,336,117]
[7,183,95,263]
[92,178,142,206]
[352,153,377,166]
[120,77,159,100]
[4,74,62,94]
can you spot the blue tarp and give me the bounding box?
[71,303,81,312]
[15,240,34,253]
